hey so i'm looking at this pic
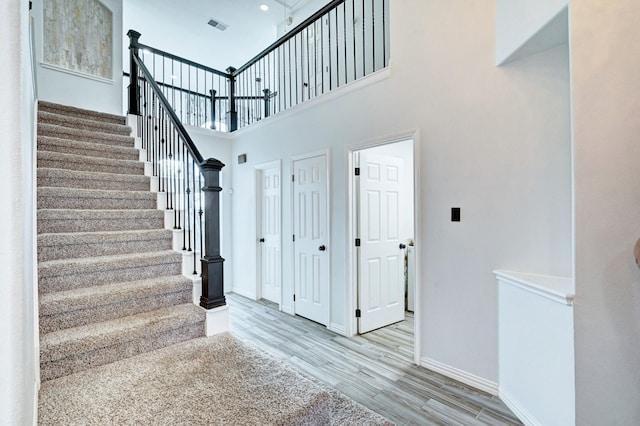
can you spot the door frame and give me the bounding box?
[346,131,422,365]
[255,160,282,307]
[290,149,331,327]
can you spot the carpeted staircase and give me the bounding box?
[37,101,205,382]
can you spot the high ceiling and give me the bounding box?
[124,0,329,71]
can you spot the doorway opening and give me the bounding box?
[255,161,282,306]
[350,138,416,359]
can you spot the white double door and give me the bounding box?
[258,165,281,304]
[293,154,329,325]
[357,150,406,333]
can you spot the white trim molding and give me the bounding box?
[499,388,541,426]
[421,357,499,396]
[493,270,574,306]
[328,322,347,336]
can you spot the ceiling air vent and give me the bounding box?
[207,18,229,31]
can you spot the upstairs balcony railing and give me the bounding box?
[128,0,389,131]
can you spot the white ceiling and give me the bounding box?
[124,0,329,71]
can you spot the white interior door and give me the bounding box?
[258,165,281,304]
[358,151,405,333]
[293,154,329,325]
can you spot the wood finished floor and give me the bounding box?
[227,293,522,426]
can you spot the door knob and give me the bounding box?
[318,245,326,251]
[259,238,265,243]
[399,243,406,249]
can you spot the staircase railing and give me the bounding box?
[127,0,388,133]
[128,30,225,311]
[232,0,389,130]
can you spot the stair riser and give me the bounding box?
[39,290,192,334]
[37,175,150,192]
[38,124,135,148]
[39,262,182,294]
[40,322,204,382]
[38,139,139,161]
[38,194,156,210]
[37,157,144,176]
[38,216,164,234]
[38,112,132,136]
[38,237,172,262]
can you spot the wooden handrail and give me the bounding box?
[131,53,205,165]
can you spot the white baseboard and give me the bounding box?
[328,322,347,336]
[499,388,540,426]
[230,288,257,300]
[205,305,230,336]
[420,357,499,396]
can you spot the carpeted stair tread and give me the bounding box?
[38,250,183,293]
[39,304,205,381]
[38,123,134,148]
[38,229,172,261]
[37,168,150,192]
[37,209,165,233]
[38,186,156,210]
[39,275,193,333]
[38,101,126,125]
[38,110,132,136]
[38,135,140,161]
[37,150,144,175]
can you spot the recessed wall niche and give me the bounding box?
[43,0,113,80]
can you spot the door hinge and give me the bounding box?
[354,167,360,176]
[293,294,296,302]
[355,309,361,318]
[292,174,295,182]
[355,238,361,247]
[293,234,295,242]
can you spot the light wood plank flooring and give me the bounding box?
[228,293,522,426]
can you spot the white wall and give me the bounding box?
[1,0,37,424]
[495,0,568,65]
[33,0,124,115]
[229,0,572,383]
[572,0,640,423]
[187,125,234,292]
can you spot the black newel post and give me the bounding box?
[127,30,142,116]
[209,89,217,130]
[199,158,226,310]
[226,67,238,132]
[263,89,271,118]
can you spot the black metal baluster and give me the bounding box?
[343,2,348,83]
[288,40,292,108]
[372,0,376,71]
[306,27,311,100]
[168,124,174,212]
[335,8,340,87]
[352,0,357,80]
[321,16,325,94]
[362,0,366,75]
[192,157,197,273]
[198,170,204,258]
[328,12,332,90]
[382,0,387,67]
[294,35,299,105]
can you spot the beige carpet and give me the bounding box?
[39,332,394,425]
